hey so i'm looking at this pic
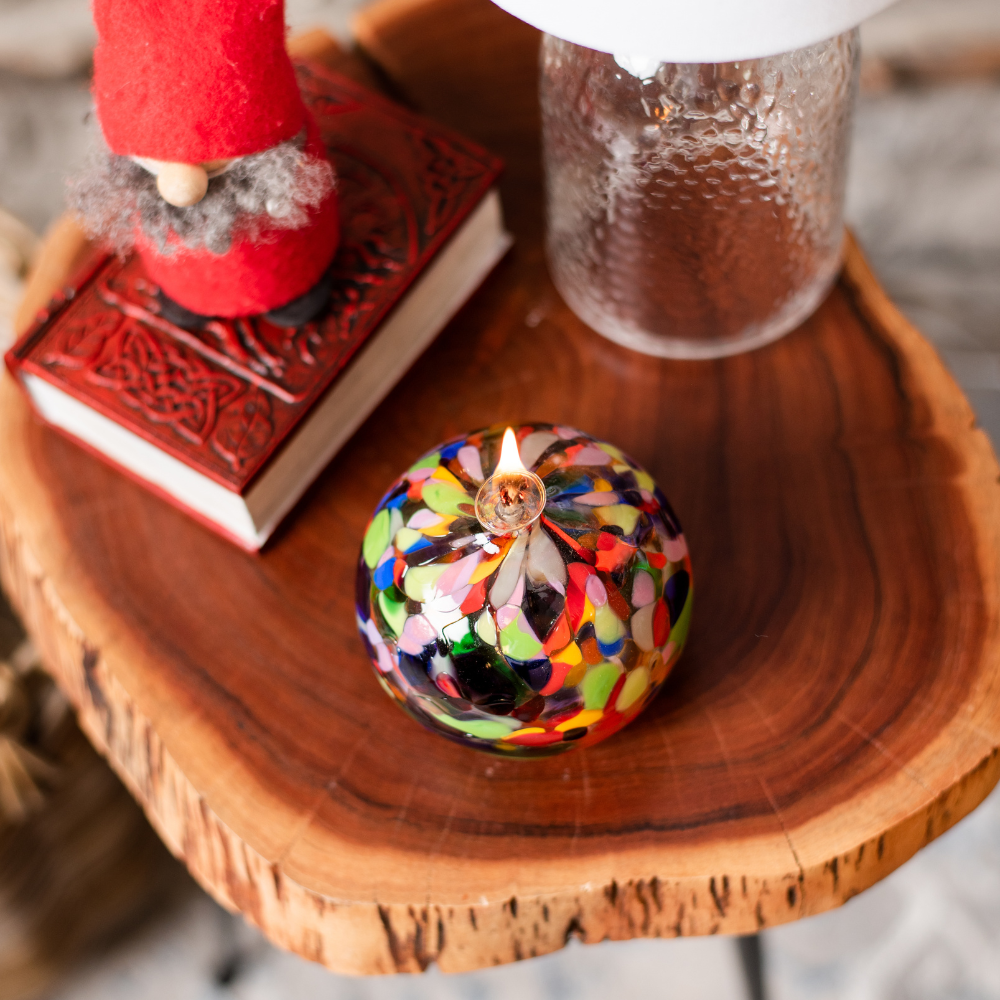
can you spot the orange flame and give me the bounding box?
[494,426,526,475]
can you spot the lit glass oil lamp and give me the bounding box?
[356,423,693,756]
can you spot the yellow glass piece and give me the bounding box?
[551,641,582,665]
[430,465,463,487]
[469,546,508,584]
[564,661,587,687]
[502,727,546,740]
[595,504,641,534]
[615,666,650,712]
[420,514,456,537]
[555,709,603,732]
[594,478,613,491]
[635,470,655,491]
[475,611,497,645]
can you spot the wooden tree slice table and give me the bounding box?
[3,0,1000,977]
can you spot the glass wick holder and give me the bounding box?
[474,427,545,534]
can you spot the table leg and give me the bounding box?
[737,933,767,1000]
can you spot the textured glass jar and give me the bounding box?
[541,31,860,358]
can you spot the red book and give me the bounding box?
[6,64,509,551]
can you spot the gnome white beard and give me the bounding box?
[68,130,335,257]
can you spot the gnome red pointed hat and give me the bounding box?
[93,0,308,163]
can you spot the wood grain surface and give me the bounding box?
[2,0,1000,975]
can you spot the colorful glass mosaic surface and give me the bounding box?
[356,423,693,756]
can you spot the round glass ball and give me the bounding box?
[356,423,693,756]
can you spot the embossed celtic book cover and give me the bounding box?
[6,64,508,550]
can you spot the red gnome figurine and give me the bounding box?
[70,0,340,328]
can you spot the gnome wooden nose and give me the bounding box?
[156,163,209,207]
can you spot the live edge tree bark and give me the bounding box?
[1,0,1000,976]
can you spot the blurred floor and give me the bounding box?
[0,1,999,998]
[848,81,1000,436]
[38,895,748,1000]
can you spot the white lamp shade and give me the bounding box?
[491,0,897,62]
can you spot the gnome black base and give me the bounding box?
[155,266,333,330]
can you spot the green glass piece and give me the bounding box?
[541,469,585,497]
[377,591,407,638]
[408,452,441,473]
[583,661,624,710]
[453,631,479,656]
[362,509,390,570]
[669,587,694,651]
[388,506,404,544]
[403,563,446,602]
[422,480,472,517]
[543,506,590,529]
[595,602,624,644]
[435,714,518,739]
[394,526,424,552]
[445,618,479,656]
[500,614,543,661]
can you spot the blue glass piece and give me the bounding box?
[372,558,396,591]
[597,637,625,657]
[510,658,553,693]
[401,534,432,553]
[665,570,690,625]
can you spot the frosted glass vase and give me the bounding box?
[541,31,860,358]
